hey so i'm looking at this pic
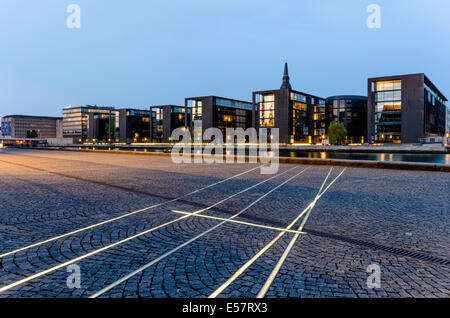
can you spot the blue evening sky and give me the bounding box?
[0,0,449,118]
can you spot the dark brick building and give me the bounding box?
[63,105,113,142]
[86,108,151,143]
[150,105,190,143]
[87,111,114,142]
[185,96,252,141]
[114,109,151,143]
[325,95,368,144]
[252,63,326,144]
[368,73,447,144]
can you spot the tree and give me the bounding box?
[327,122,348,145]
[26,130,38,139]
[104,118,114,142]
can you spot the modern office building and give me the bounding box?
[368,73,447,144]
[62,105,114,142]
[0,115,62,139]
[87,111,115,142]
[446,107,450,138]
[325,95,368,144]
[252,63,326,144]
[185,96,252,141]
[150,105,190,143]
[114,109,151,143]
[71,107,153,143]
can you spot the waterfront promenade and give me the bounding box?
[0,148,448,298]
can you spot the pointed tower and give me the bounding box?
[280,62,292,90]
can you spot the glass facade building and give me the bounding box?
[258,94,275,128]
[373,80,402,143]
[424,83,447,138]
[185,96,252,141]
[63,106,152,143]
[151,107,164,142]
[115,109,150,143]
[368,74,447,144]
[325,96,368,144]
[312,98,327,142]
[88,112,115,142]
[150,105,190,143]
[62,105,113,142]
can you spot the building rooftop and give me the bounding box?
[185,96,252,105]
[253,88,325,101]
[150,105,184,108]
[326,95,368,101]
[2,115,62,120]
[116,108,150,112]
[62,105,115,110]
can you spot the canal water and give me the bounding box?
[70,146,450,165]
[278,150,450,165]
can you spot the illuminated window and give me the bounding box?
[290,93,306,103]
[376,80,401,92]
[374,80,402,143]
[156,108,163,121]
[223,115,232,122]
[293,102,307,111]
[191,100,202,119]
[258,94,275,127]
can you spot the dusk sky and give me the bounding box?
[1,0,449,118]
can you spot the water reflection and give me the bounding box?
[285,151,448,164]
[68,146,450,165]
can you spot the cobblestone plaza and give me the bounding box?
[0,148,448,298]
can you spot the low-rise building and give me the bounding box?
[325,96,368,144]
[0,115,62,139]
[62,105,114,143]
[150,105,189,143]
[115,108,151,143]
[87,111,115,143]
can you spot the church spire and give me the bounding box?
[280,62,292,90]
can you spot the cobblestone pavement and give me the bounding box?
[0,148,448,298]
